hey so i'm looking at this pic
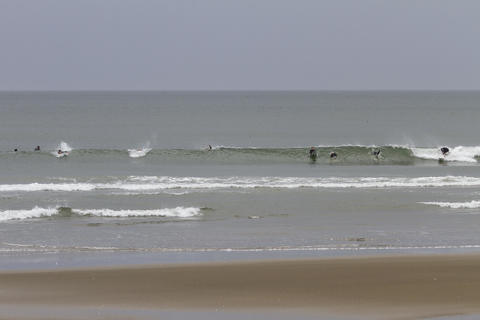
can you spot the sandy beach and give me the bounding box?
[1,254,480,319]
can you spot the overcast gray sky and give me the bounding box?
[1,0,479,90]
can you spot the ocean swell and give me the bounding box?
[2,145,480,164]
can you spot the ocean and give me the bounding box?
[1,91,480,269]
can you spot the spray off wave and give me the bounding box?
[128,147,152,158]
[51,141,73,158]
[128,141,152,158]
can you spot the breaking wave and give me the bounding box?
[2,145,480,165]
[411,146,480,163]
[128,147,152,158]
[1,176,480,193]
[128,142,152,158]
[51,141,73,158]
[0,206,202,221]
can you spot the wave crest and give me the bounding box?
[2,145,480,164]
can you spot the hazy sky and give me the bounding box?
[1,0,479,90]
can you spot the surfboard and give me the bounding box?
[55,152,69,158]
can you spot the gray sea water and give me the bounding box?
[1,91,480,269]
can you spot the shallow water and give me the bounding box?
[0,305,360,320]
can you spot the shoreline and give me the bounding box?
[2,254,480,319]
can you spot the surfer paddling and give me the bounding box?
[330,151,337,159]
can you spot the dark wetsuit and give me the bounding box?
[440,147,449,155]
[330,152,337,159]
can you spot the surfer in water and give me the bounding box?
[207,144,212,151]
[438,147,449,164]
[330,151,337,159]
[372,149,381,158]
[57,149,64,155]
[34,146,40,151]
[309,147,317,161]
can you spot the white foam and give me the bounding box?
[411,146,480,162]
[128,141,152,158]
[0,206,202,221]
[127,175,159,182]
[164,191,191,196]
[53,151,69,158]
[128,147,152,158]
[2,176,480,193]
[74,207,201,218]
[0,183,95,192]
[119,176,480,189]
[0,206,57,221]
[421,201,480,209]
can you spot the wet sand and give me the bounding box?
[1,254,480,319]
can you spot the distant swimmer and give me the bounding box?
[309,147,317,161]
[330,151,337,159]
[372,149,381,158]
[440,147,449,156]
[34,146,40,151]
[57,149,64,155]
[13,148,18,152]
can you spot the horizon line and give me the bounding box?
[1,89,480,93]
